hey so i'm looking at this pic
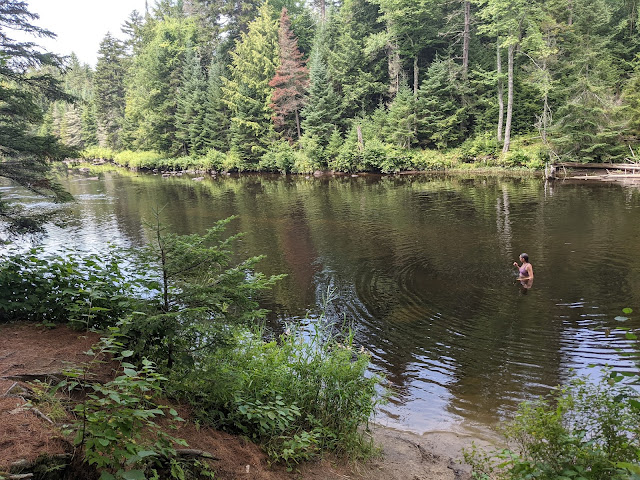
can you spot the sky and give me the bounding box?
[17,0,148,67]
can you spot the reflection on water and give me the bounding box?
[4,170,640,434]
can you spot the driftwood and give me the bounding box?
[7,474,34,479]
[175,449,219,460]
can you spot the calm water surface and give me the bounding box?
[5,170,640,436]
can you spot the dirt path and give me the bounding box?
[0,323,485,479]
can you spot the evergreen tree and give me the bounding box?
[222,2,279,163]
[269,8,309,141]
[203,57,229,151]
[383,82,417,148]
[416,57,469,149]
[175,42,207,155]
[124,17,199,153]
[94,33,128,149]
[328,0,388,118]
[0,0,72,235]
[301,44,342,145]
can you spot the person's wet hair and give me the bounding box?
[520,253,529,262]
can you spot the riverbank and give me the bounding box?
[0,323,482,479]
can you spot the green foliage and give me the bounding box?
[465,373,640,480]
[65,327,188,480]
[82,146,116,161]
[173,319,385,465]
[222,2,279,163]
[0,248,135,328]
[121,213,284,370]
[259,140,297,173]
[114,150,167,169]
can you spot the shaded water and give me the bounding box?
[5,170,640,434]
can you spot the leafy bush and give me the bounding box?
[259,140,297,173]
[202,148,226,171]
[458,132,500,163]
[0,248,136,328]
[173,320,385,465]
[411,148,456,170]
[114,150,167,169]
[82,146,116,161]
[465,373,640,480]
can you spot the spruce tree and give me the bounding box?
[222,2,279,163]
[94,33,127,150]
[175,42,207,155]
[300,46,341,145]
[269,8,309,141]
[203,57,229,151]
[0,0,73,235]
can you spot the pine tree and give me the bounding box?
[203,57,229,151]
[222,2,279,163]
[416,57,469,149]
[328,0,388,118]
[300,43,341,145]
[94,33,127,149]
[269,8,309,141]
[384,82,417,148]
[0,0,72,235]
[175,42,207,155]
[124,16,199,153]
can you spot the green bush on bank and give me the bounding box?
[172,321,383,464]
[81,146,116,161]
[465,373,640,480]
[0,217,385,469]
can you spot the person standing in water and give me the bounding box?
[513,253,534,289]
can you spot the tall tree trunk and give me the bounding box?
[414,56,419,99]
[497,42,504,142]
[388,37,401,98]
[567,0,573,26]
[320,0,326,23]
[295,108,301,141]
[357,124,364,151]
[502,43,514,153]
[462,1,471,79]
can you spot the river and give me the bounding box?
[4,169,640,436]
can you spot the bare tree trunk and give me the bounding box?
[388,37,401,98]
[320,0,325,23]
[497,42,504,142]
[462,1,471,79]
[502,44,514,153]
[295,108,301,141]
[357,125,364,151]
[414,56,419,99]
[567,0,573,26]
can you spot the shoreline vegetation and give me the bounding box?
[78,136,548,176]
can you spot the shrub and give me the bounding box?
[465,373,640,480]
[459,132,500,163]
[114,150,166,169]
[82,146,115,161]
[259,141,297,173]
[173,319,385,465]
[202,148,226,171]
[411,148,456,170]
[0,248,137,328]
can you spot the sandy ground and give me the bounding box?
[0,323,485,479]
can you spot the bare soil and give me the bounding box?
[0,323,481,479]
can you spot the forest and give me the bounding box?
[33,0,640,173]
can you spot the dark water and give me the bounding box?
[5,170,640,435]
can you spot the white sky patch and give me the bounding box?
[16,0,148,67]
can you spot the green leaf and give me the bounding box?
[622,308,633,314]
[137,450,157,458]
[121,470,146,480]
[121,350,134,357]
[123,368,137,377]
[99,473,116,480]
[625,332,638,340]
